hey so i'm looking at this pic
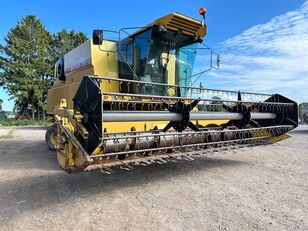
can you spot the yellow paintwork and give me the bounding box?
[55,99,73,169]
[55,99,91,171]
[162,53,176,95]
[49,131,57,146]
[102,120,226,133]
[47,12,224,158]
[255,129,291,144]
[47,13,206,113]
[46,12,294,174]
[271,133,291,142]
[47,40,119,113]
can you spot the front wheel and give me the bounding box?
[45,125,57,151]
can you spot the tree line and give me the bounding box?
[0,15,88,120]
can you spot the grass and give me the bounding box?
[0,119,52,127]
[0,129,15,140]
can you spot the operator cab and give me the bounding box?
[117,13,206,96]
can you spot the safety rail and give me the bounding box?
[100,91,295,113]
[87,75,273,102]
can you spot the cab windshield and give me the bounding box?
[118,27,197,96]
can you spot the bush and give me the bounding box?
[0,119,52,126]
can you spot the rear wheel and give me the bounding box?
[45,125,57,151]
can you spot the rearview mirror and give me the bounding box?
[216,54,221,68]
[92,30,103,45]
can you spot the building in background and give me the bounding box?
[0,111,17,120]
[299,104,308,123]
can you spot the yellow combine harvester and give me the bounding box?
[45,9,298,173]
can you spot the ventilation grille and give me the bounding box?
[166,15,203,36]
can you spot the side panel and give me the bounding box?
[46,66,94,113]
[46,40,120,114]
[64,40,92,74]
[92,40,119,93]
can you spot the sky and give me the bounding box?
[0,0,307,111]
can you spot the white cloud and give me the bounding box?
[200,1,308,103]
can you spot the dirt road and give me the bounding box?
[0,125,307,230]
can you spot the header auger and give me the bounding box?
[45,10,298,173]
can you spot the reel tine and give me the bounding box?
[119,162,134,171]
[100,169,112,175]
[158,158,168,163]
[120,165,131,171]
[166,156,177,162]
[140,160,151,166]
[182,155,194,161]
[154,159,165,164]
[100,165,114,175]
[138,161,147,166]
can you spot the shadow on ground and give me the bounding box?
[0,140,58,171]
[0,137,246,222]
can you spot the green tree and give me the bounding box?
[208,96,224,112]
[0,99,3,112]
[50,29,88,63]
[0,16,88,120]
[0,15,52,119]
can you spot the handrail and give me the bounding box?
[87,75,273,97]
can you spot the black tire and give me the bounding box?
[45,125,57,151]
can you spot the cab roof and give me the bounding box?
[128,12,206,38]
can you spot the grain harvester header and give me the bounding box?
[45,9,298,173]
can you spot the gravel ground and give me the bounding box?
[0,125,307,231]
